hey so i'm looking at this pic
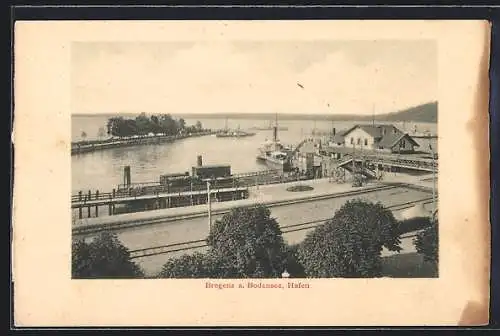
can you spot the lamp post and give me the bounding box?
[207,180,212,231]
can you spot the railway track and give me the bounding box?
[128,196,436,260]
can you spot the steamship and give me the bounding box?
[216,119,256,138]
[256,115,292,172]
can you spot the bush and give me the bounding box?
[298,199,402,278]
[72,232,144,279]
[157,251,237,278]
[207,204,288,278]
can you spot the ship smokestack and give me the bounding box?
[273,126,278,142]
[333,128,336,136]
[197,155,203,167]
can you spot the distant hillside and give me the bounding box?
[369,102,438,123]
[73,101,438,123]
[175,102,438,123]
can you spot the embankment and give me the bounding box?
[71,131,216,155]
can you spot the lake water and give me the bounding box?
[71,115,437,194]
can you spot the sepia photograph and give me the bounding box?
[71,39,439,280]
[14,20,489,326]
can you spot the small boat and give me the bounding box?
[216,123,255,138]
[250,120,288,131]
[216,130,256,138]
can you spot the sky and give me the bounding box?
[71,40,437,116]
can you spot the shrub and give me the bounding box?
[207,204,288,278]
[298,199,402,278]
[157,251,237,278]
[72,232,144,279]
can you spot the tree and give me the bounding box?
[72,232,144,279]
[195,120,203,131]
[123,118,138,137]
[159,114,178,135]
[157,251,237,278]
[297,199,402,278]
[150,115,162,135]
[80,131,87,141]
[207,204,288,278]
[177,118,186,131]
[413,218,439,265]
[107,117,124,137]
[135,112,152,135]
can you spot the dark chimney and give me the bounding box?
[197,155,203,167]
[123,166,131,186]
[333,128,336,136]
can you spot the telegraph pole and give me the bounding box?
[207,180,212,231]
[430,142,436,213]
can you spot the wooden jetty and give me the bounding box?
[71,131,216,155]
[72,186,249,219]
[71,156,292,220]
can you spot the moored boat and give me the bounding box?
[216,121,256,138]
[216,130,256,138]
[256,114,293,172]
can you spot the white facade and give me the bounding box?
[344,128,376,150]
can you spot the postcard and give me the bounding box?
[13,20,490,326]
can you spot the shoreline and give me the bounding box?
[71,131,216,156]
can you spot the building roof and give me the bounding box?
[193,164,231,169]
[332,129,349,143]
[341,124,400,139]
[378,133,420,149]
[334,124,419,149]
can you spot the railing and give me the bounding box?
[233,169,280,178]
[71,170,310,204]
[336,153,437,171]
[71,131,217,155]
[71,131,214,148]
[337,154,353,167]
[72,184,249,204]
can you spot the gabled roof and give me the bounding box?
[331,124,419,149]
[342,124,402,139]
[377,132,420,149]
[332,129,349,143]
